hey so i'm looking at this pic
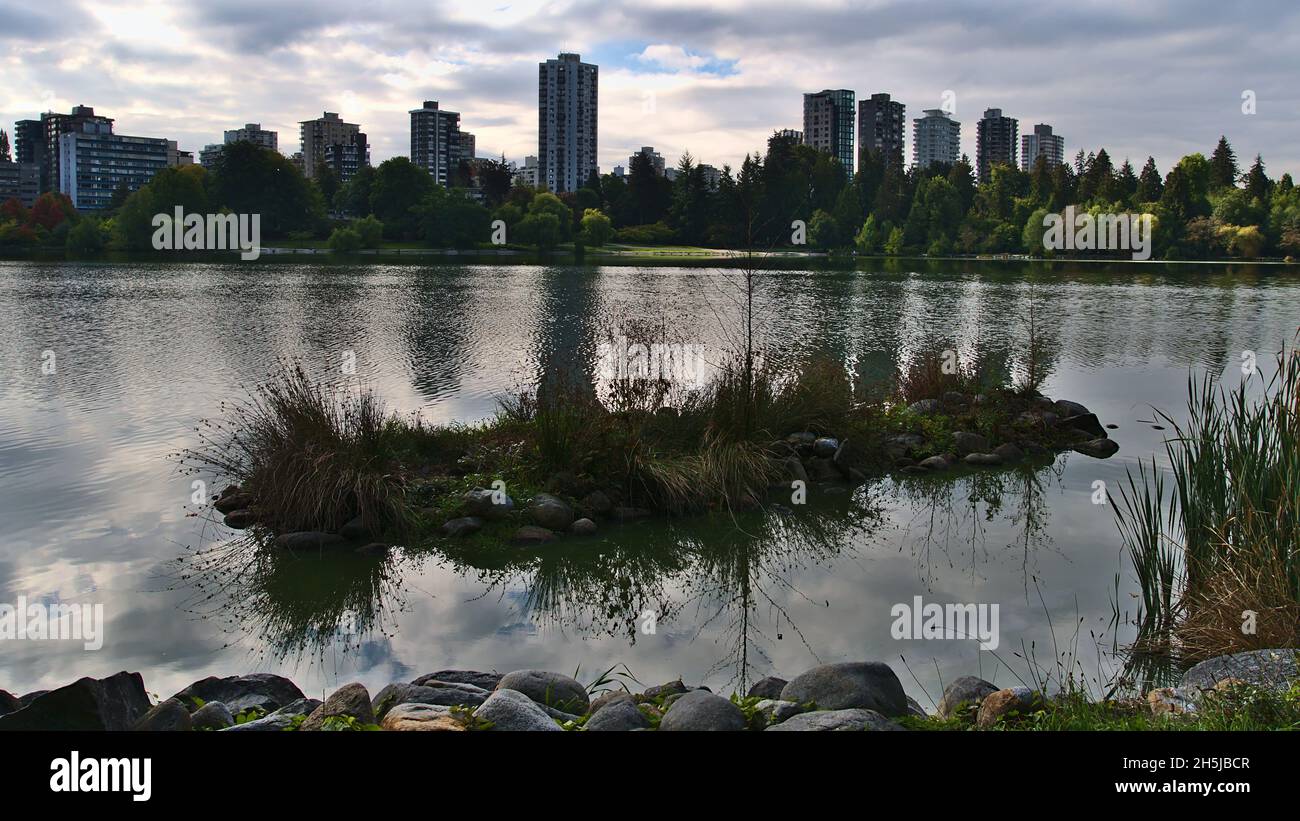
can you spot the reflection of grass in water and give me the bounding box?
[169,534,407,668]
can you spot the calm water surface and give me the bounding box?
[0,259,1296,705]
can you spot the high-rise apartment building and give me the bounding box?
[199,144,224,169]
[224,123,278,151]
[857,92,906,167]
[628,146,666,176]
[976,108,1018,183]
[166,141,194,167]
[515,155,540,188]
[299,112,368,182]
[912,109,960,170]
[14,120,42,166]
[37,106,114,194]
[58,128,168,210]
[538,53,598,193]
[0,160,39,207]
[1020,123,1065,172]
[460,131,475,162]
[803,89,855,177]
[410,101,463,187]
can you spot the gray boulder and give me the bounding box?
[132,698,193,731]
[224,509,258,529]
[191,701,235,731]
[0,671,150,731]
[659,690,746,731]
[753,698,809,726]
[214,490,254,514]
[1053,399,1090,417]
[964,452,1003,466]
[812,437,840,459]
[584,697,650,731]
[952,431,990,455]
[172,673,305,715]
[1072,438,1120,458]
[474,689,563,731]
[300,682,375,731]
[908,399,941,416]
[511,525,556,545]
[372,681,489,719]
[991,442,1025,463]
[439,516,484,537]
[643,679,689,699]
[937,676,999,718]
[275,531,346,550]
[571,517,598,536]
[764,708,904,731]
[1059,412,1107,438]
[918,454,952,471]
[412,670,503,691]
[746,676,788,700]
[340,515,372,541]
[463,488,515,519]
[1181,648,1300,695]
[580,491,613,516]
[779,661,907,716]
[529,493,575,530]
[495,669,590,713]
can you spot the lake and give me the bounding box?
[0,258,1295,706]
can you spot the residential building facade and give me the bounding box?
[912,109,960,170]
[410,100,463,187]
[224,123,278,151]
[57,128,168,210]
[976,108,1018,183]
[1021,123,1065,172]
[803,89,855,177]
[857,92,906,167]
[0,160,39,207]
[299,112,368,182]
[199,144,224,169]
[538,52,598,193]
[628,146,666,176]
[39,106,114,194]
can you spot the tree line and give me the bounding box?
[2,133,1296,260]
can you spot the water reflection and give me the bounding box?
[2,260,1298,697]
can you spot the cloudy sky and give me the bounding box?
[2,0,1297,177]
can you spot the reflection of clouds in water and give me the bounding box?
[1,262,1298,699]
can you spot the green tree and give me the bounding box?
[854,214,881,253]
[1208,136,1239,190]
[1136,156,1163,203]
[578,208,612,246]
[66,218,105,255]
[327,226,362,253]
[808,209,841,249]
[354,215,384,248]
[210,141,324,236]
[369,157,434,239]
[336,165,375,216]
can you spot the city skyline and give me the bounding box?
[1,0,1296,179]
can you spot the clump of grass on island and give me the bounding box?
[1115,342,1300,667]
[181,335,1098,546]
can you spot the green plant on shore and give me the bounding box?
[1115,342,1300,667]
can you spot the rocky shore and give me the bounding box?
[3,648,1292,732]
[212,391,1121,554]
